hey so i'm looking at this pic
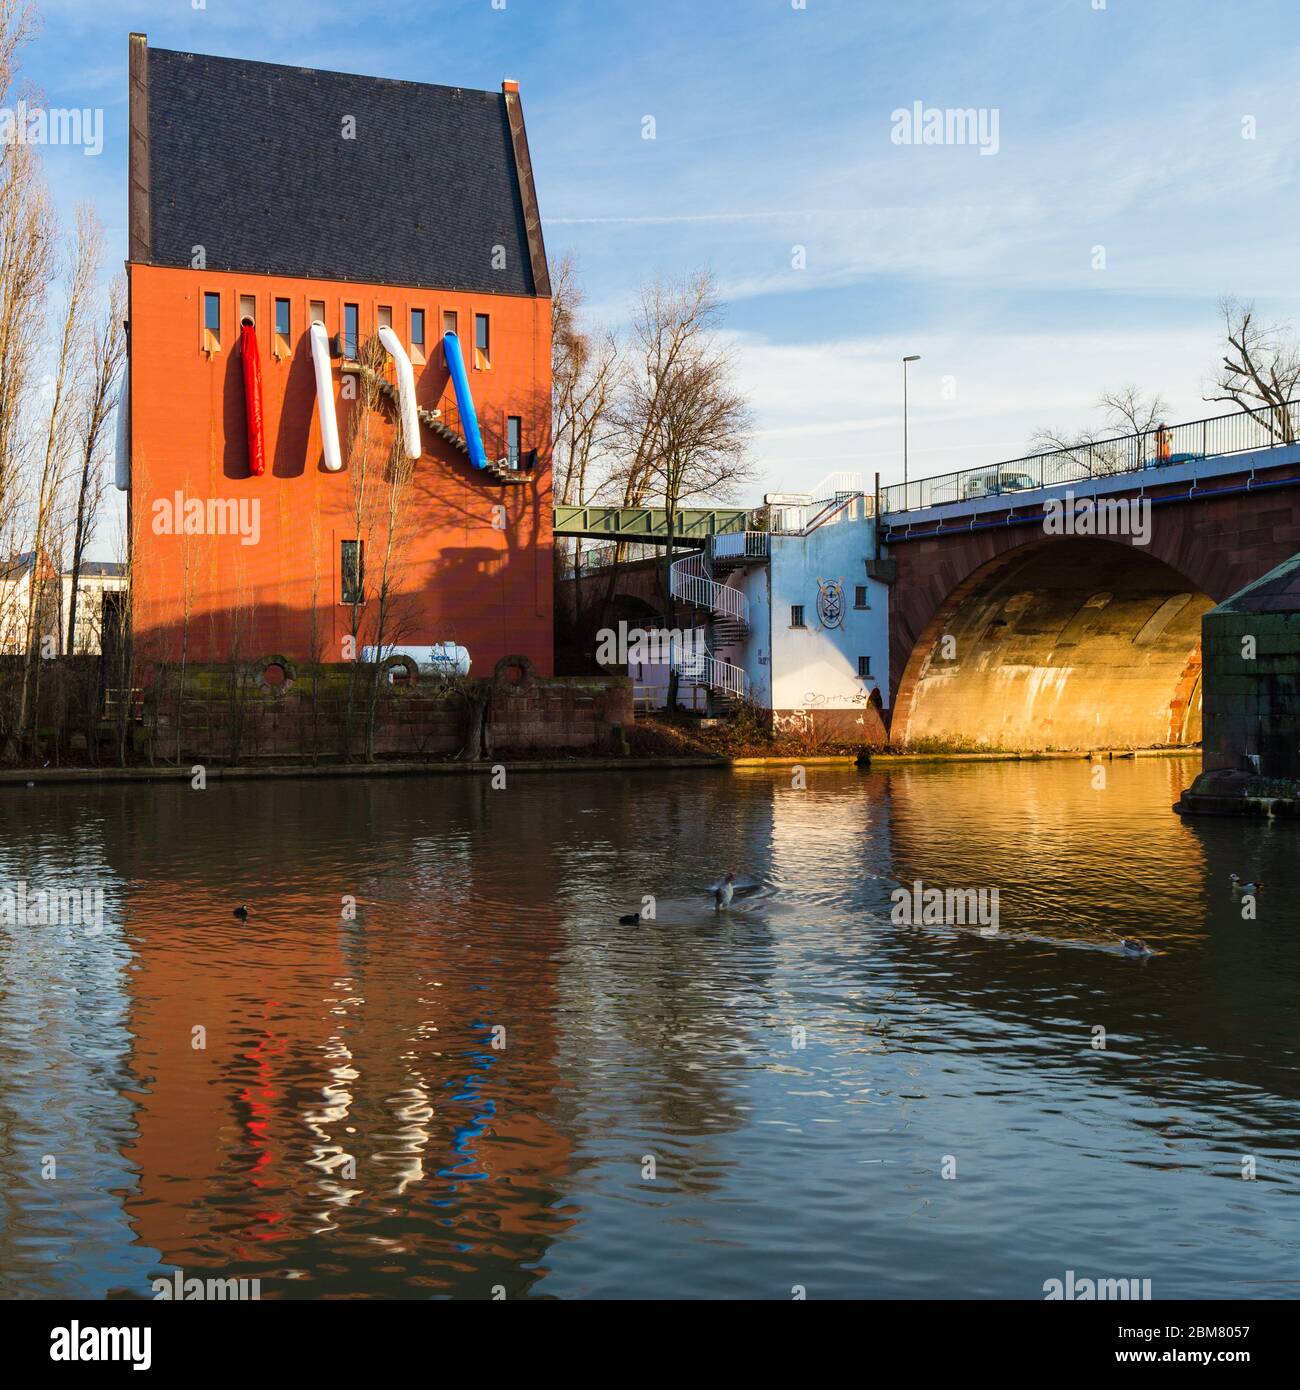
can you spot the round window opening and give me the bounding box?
[263,662,287,686]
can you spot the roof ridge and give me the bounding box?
[149,45,505,102]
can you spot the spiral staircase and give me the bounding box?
[668,549,749,709]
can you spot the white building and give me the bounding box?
[666,479,892,741]
[0,553,127,656]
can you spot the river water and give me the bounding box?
[1,756,1298,1300]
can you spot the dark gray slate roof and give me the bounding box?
[1212,550,1300,615]
[73,561,127,578]
[147,48,537,295]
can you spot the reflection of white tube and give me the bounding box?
[377,325,422,461]
[309,320,343,472]
[114,359,130,491]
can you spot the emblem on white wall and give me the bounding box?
[815,576,845,629]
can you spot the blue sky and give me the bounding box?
[24,0,1300,499]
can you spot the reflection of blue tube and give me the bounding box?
[442,332,489,471]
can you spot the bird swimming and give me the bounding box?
[1120,937,1153,957]
[709,873,736,911]
[618,912,641,925]
[705,873,762,912]
[1230,874,1263,894]
[232,905,252,919]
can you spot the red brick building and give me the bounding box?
[124,36,553,674]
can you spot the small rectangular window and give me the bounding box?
[443,309,458,339]
[855,585,868,609]
[341,540,364,605]
[238,294,256,326]
[411,309,425,347]
[274,298,291,338]
[791,605,805,628]
[474,313,490,368]
[506,416,521,468]
[858,655,871,678]
[343,304,359,359]
[377,305,392,331]
[203,292,221,351]
[309,299,326,327]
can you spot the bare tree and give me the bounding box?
[613,271,754,709]
[341,335,422,760]
[0,0,47,543]
[551,254,621,506]
[66,273,125,653]
[1030,386,1171,476]
[362,424,419,762]
[1205,296,1300,443]
[17,203,98,740]
[1097,384,1170,437]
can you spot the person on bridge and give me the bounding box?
[1155,422,1173,464]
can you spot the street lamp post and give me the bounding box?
[903,354,921,497]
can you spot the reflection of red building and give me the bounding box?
[119,780,574,1296]
[125,36,553,673]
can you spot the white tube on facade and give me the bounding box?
[377,325,422,461]
[309,320,343,472]
[114,359,130,491]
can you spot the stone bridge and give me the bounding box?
[884,444,1300,749]
[555,426,1300,751]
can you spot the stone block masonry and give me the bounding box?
[143,664,633,763]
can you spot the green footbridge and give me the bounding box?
[553,505,750,542]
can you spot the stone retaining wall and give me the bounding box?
[143,663,633,762]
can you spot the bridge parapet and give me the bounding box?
[883,441,1300,540]
[882,401,1300,517]
[554,504,750,541]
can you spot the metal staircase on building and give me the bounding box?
[351,362,531,485]
[668,549,749,709]
[661,481,873,712]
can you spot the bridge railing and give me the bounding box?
[881,399,1300,516]
[559,539,665,576]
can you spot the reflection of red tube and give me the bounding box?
[240,320,266,476]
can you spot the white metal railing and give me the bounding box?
[809,470,863,497]
[632,635,749,702]
[768,490,874,534]
[669,643,748,699]
[802,490,874,534]
[711,531,770,561]
[669,550,748,624]
[633,680,708,713]
[693,652,748,699]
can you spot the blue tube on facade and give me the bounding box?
[442,331,490,471]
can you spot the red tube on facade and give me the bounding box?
[240,319,266,476]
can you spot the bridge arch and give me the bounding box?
[891,536,1212,750]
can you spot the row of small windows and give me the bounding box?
[202,293,492,368]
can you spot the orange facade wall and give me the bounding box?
[128,264,553,674]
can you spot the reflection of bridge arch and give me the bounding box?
[892,537,1212,749]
